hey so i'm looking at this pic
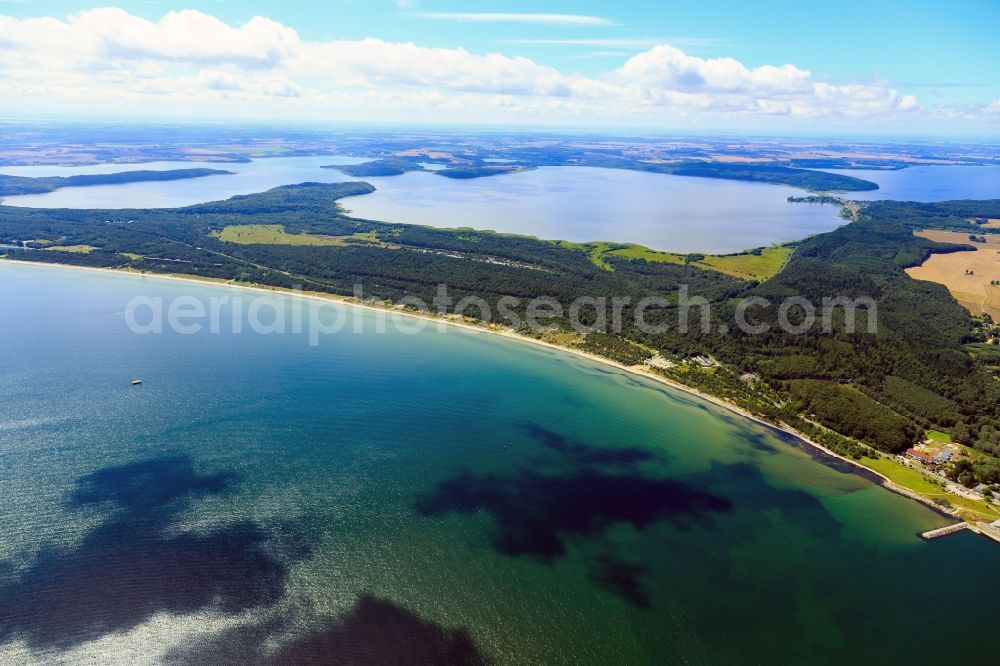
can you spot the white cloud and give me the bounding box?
[932,98,1000,124]
[299,38,577,96]
[615,46,813,93]
[407,12,614,26]
[196,70,246,92]
[0,7,941,126]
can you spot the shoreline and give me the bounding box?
[0,257,975,527]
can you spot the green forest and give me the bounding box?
[0,168,232,196]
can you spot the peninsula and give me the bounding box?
[0,168,233,196]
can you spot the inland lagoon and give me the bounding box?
[0,158,846,253]
[821,165,1000,202]
[1,262,999,664]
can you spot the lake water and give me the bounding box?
[346,166,845,253]
[0,156,368,209]
[822,165,1000,201]
[2,261,999,664]
[0,157,845,253]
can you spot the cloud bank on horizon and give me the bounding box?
[0,7,996,130]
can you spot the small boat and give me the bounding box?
[131,379,143,386]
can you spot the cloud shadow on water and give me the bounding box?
[167,594,490,666]
[741,429,779,453]
[0,455,312,651]
[414,421,742,608]
[415,422,764,609]
[414,451,859,611]
[415,467,732,563]
[521,422,657,467]
[590,556,652,609]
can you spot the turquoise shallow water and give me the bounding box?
[1,262,999,664]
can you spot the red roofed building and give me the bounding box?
[905,448,934,464]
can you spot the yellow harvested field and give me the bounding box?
[906,230,1000,319]
[982,219,1000,229]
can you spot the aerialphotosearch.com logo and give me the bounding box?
[123,284,877,344]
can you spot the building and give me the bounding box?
[932,450,953,464]
[645,355,675,370]
[905,448,934,464]
[691,355,719,368]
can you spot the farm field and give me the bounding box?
[41,244,94,253]
[696,246,793,281]
[906,230,1000,319]
[212,224,377,246]
[592,242,792,280]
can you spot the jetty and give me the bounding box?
[976,520,1000,544]
[921,522,969,540]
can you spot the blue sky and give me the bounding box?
[1,1,998,133]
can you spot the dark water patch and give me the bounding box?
[735,429,779,454]
[167,595,490,665]
[521,423,656,467]
[711,462,847,539]
[415,468,732,562]
[0,456,311,651]
[67,455,237,512]
[632,381,716,414]
[769,426,888,484]
[591,556,651,609]
[416,461,853,611]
